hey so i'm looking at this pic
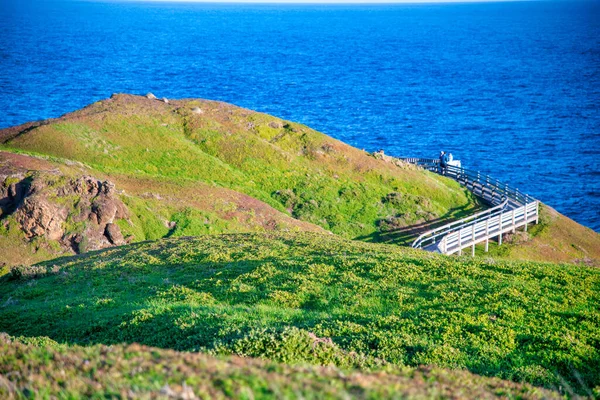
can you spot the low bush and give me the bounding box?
[1,233,598,395]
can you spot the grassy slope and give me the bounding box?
[506,205,600,266]
[1,233,598,395]
[0,151,323,269]
[475,204,600,267]
[0,94,477,241]
[1,95,598,399]
[2,94,599,266]
[0,335,563,400]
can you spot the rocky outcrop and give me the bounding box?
[371,150,417,170]
[1,172,130,254]
[16,198,67,241]
[105,223,125,245]
[0,175,30,218]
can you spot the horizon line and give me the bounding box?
[99,0,545,3]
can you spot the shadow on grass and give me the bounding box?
[356,200,488,246]
[1,256,597,396]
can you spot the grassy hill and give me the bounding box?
[483,204,600,267]
[1,94,478,236]
[1,94,599,268]
[0,94,483,268]
[1,233,599,396]
[1,95,600,398]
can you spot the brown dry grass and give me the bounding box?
[506,205,600,266]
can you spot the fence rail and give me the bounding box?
[400,158,539,256]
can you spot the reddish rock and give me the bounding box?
[1,170,130,254]
[15,197,67,241]
[105,223,125,245]
[92,198,118,225]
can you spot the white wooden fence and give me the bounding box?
[401,159,539,256]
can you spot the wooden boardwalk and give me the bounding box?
[401,158,539,256]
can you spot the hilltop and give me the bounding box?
[1,93,598,268]
[0,93,478,268]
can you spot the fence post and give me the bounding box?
[471,224,476,257]
[443,236,447,254]
[535,201,539,224]
[524,203,529,232]
[498,213,503,245]
[484,219,489,252]
[512,209,516,233]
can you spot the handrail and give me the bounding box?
[398,157,539,255]
[413,203,512,251]
[411,196,508,248]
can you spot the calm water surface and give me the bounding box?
[1,0,599,230]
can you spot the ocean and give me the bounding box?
[1,0,599,231]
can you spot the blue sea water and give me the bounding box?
[1,0,599,231]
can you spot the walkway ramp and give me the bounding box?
[401,158,539,256]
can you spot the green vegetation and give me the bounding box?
[2,95,598,268]
[0,335,563,399]
[473,204,600,266]
[1,233,598,396]
[1,94,477,242]
[2,95,600,398]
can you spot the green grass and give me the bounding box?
[472,204,600,266]
[0,335,564,399]
[1,94,479,243]
[2,94,600,398]
[1,232,598,395]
